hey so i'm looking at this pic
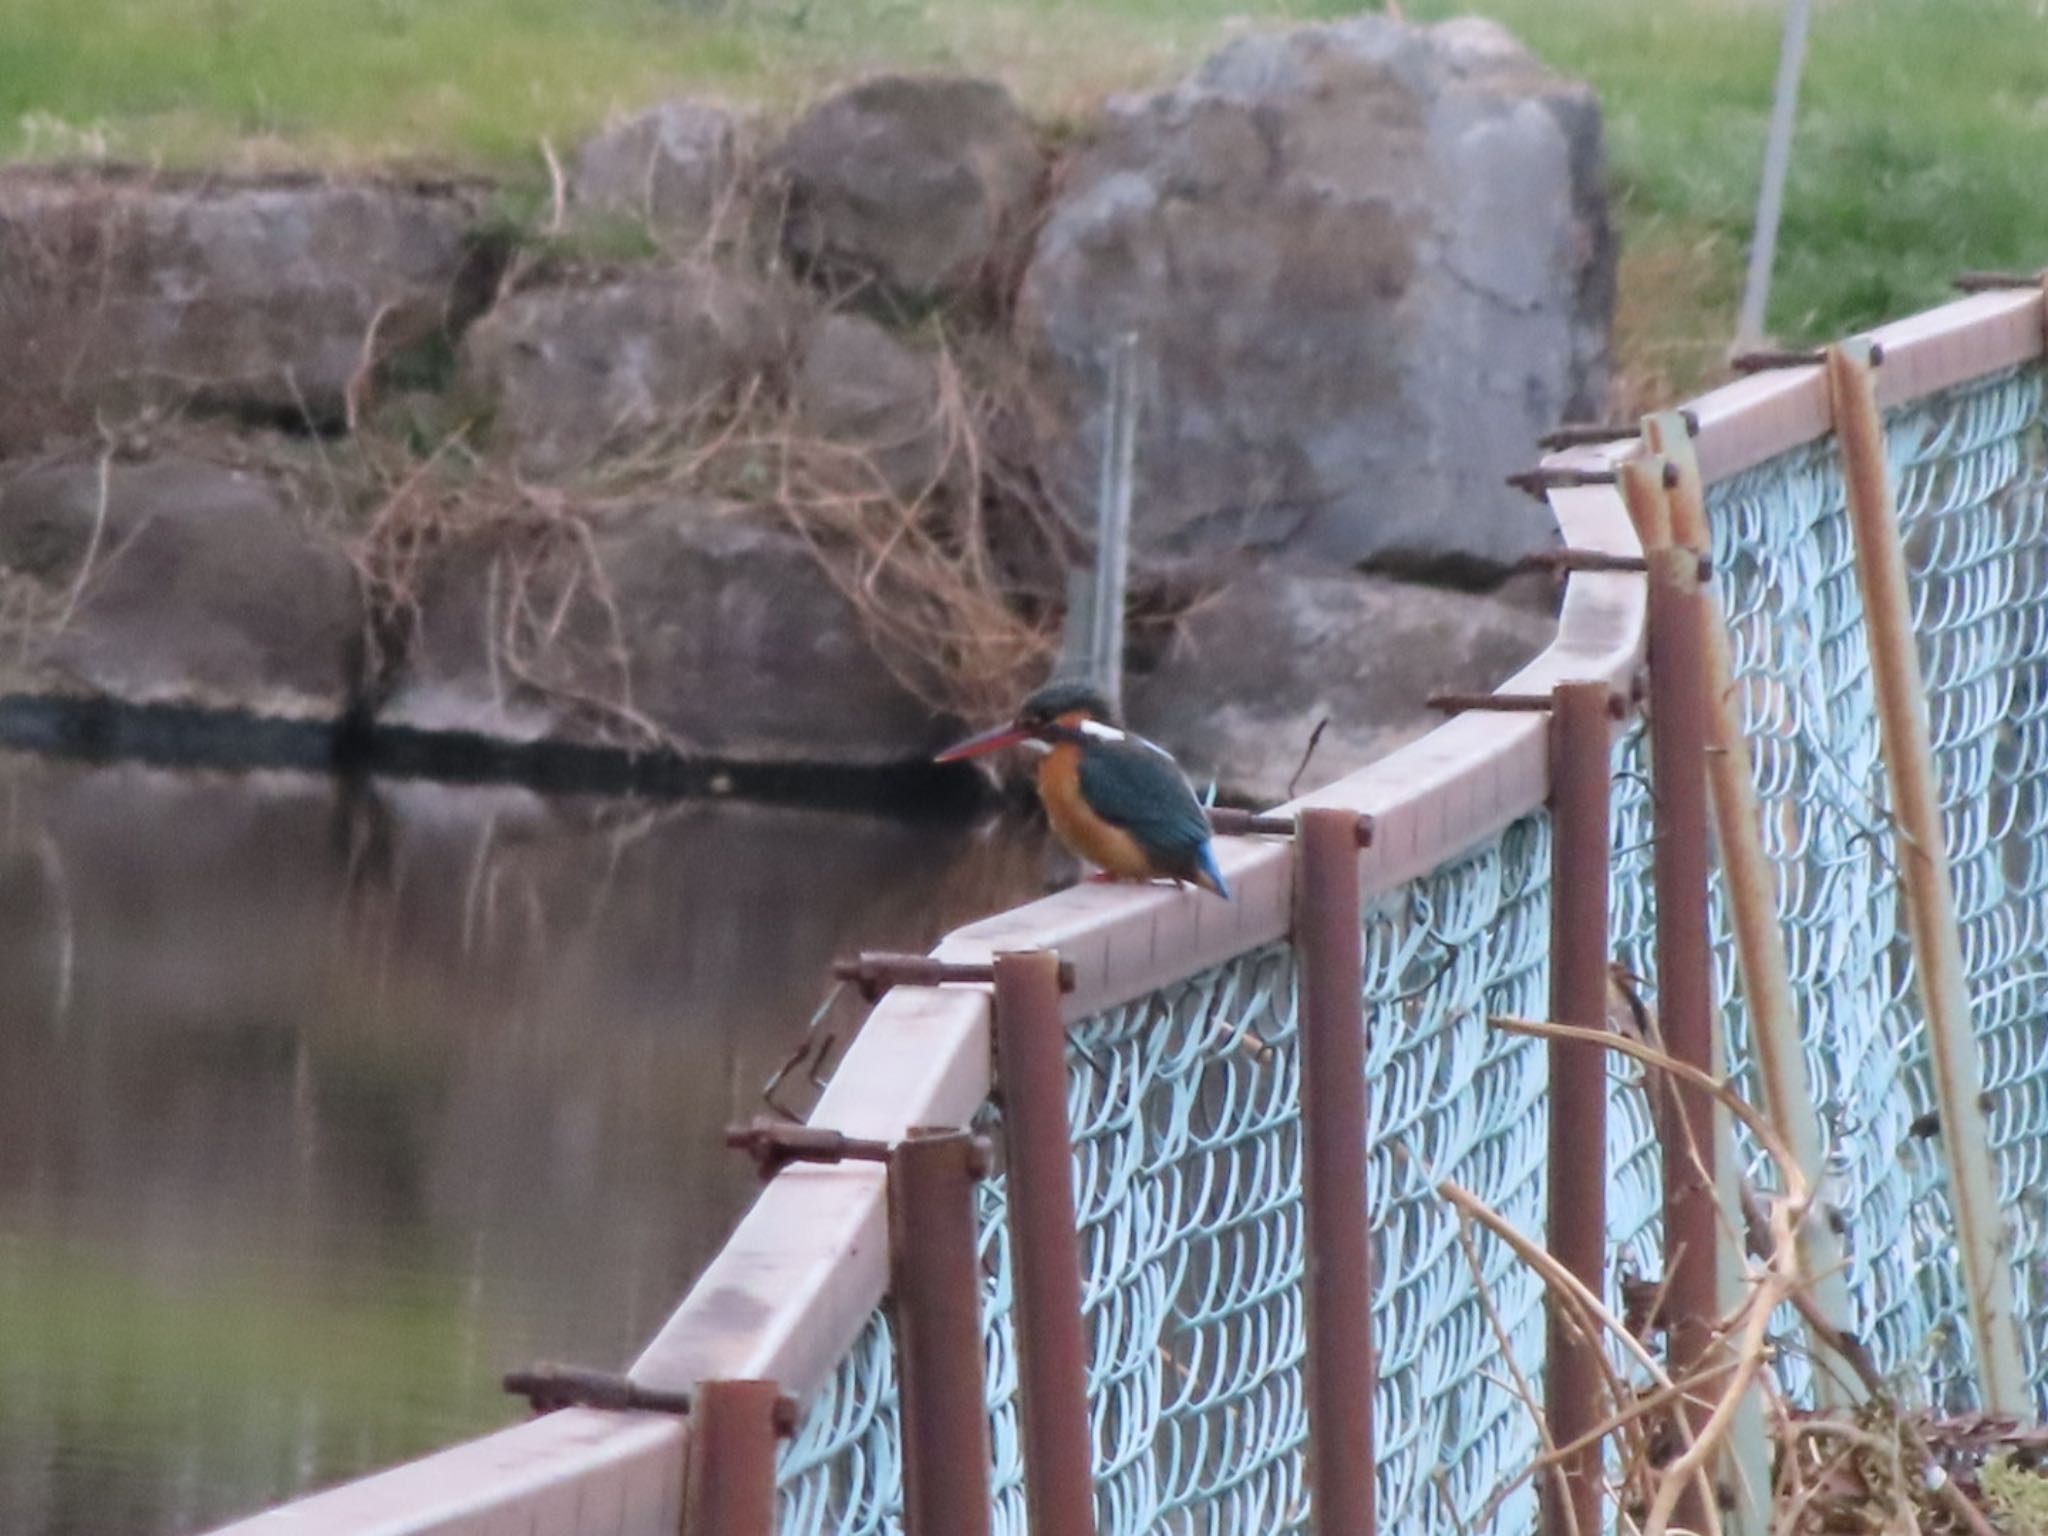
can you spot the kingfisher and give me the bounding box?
[935,680,1231,899]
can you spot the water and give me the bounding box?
[0,752,1048,1536]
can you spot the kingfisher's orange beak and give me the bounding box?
[934,722,1030,763]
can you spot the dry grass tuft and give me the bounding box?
[593,335,1068,724]
[1460,1015,2020,1536]
[332,282,1069,741]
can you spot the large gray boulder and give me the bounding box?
[1020,16,1614,580]
[570,101,753,251]
[381,499,952,764]
[0,455,362,718]
[777,76,1044,303]
[0,169,495,450]
[794,313,950,500]
[457,267,792,477]
[1128,566,1556,803]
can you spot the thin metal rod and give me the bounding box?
[1644,410,1862,1405]
[502,1363,692,1416]
[890,1130,996,1536]
[1430,690,1623,717]
[832,952,1078,1001]
[1509,466,1621,496]
[991,950,1098,1536]
[1646,545,1721,1536]
[1207,806,1375,844]
[1729,347,1827,373]
[1294,807,1377,1536]
[1953,269,2046,293]
[1540,409,1699,450]
[1089,333,1138,715]
[1545,681,1610,1536]
[681,1379,785,1536]
[1520,548,1651,576]
[1735,0,1812,348]
[1827,339,2026,1415]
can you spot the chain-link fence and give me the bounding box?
[773,351,2048,1531]
[785,823,1561,1536]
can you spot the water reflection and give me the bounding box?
[0,753,1048,1536]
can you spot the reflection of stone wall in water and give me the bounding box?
[0,14,1613,802]
[0,753,1052,1536]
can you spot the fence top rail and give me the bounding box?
[211,281,2048,1536]
[1692,285,2044,483]
[205,1408,685,1536]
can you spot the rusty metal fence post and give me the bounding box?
[1645,543,1723,1535]
[1632,458,1773,1533]
[1827,339,2027,1415]
[1294,806,1377,1536]
[681,1378,788,1536]
[1545,682,1612,1536]
[1644,411,1862,1407]
[991,949,1098,1536]
[889,1128,996,1536]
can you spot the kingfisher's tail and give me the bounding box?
[1193,842,1233,901]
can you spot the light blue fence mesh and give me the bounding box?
[1679,363,2048,1413]
[775,357,2048,1529]
[782,820,1564,1534]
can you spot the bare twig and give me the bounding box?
[49,445,114,636]
[1285,716,1330,800]
[1451,1214,1574,1536]
[1433,1177,1724,1535]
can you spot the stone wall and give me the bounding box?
[0,15,1613,802]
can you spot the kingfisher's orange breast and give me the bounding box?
[1036,742,1155,878]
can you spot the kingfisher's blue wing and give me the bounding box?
[1076,737,1214,859]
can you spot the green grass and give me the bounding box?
[0,0,1344,168]
[1405,0,2048,397]
[7,0,2048,399]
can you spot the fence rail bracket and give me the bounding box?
[1518,548,1714,581]
[1953,269,2046,293]
[1508,462,1681,498]
[503,1364,698,1418]
[1207,807,1374,846]
[726,1120,898,1176]
[1538,409,1698,451]
[832,951,1076,1001]
[1731,342,1885,372]
[1428,689,1627,718]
